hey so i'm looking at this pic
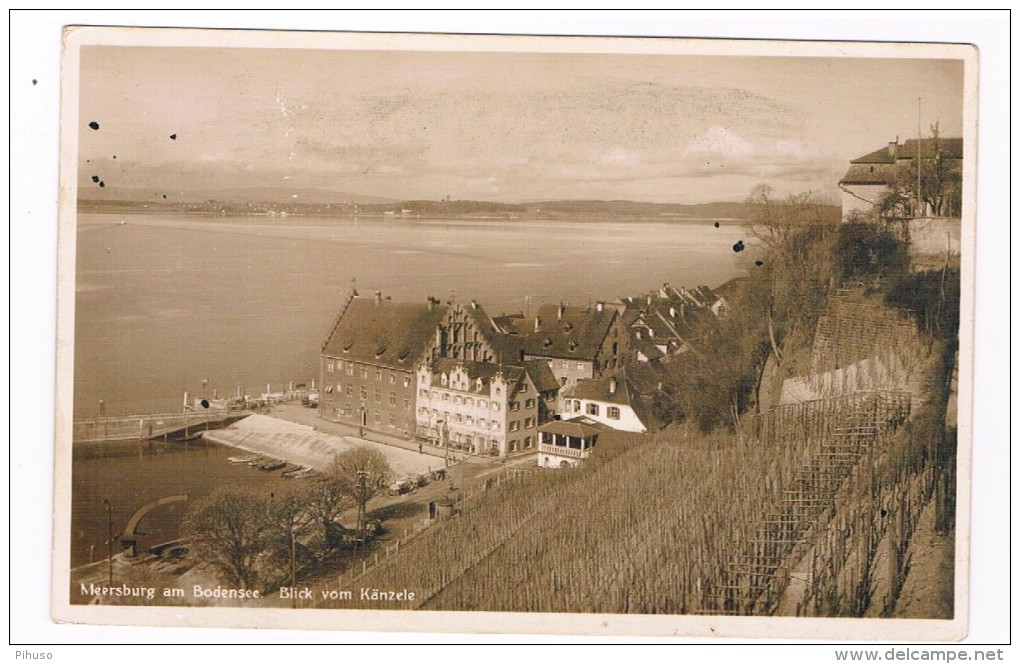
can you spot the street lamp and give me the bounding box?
[101,499,113,586]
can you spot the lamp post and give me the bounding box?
[101,499,113,586]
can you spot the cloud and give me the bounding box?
[683,126,756,158]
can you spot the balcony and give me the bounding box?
[538,442,588,459]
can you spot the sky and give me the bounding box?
[77,44,965,204]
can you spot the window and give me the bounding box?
[388,413,395,426]
[376,370,382,382]
[374,388,382,403]
[510,401,519,412]
[525,398,535,409]
[491,402,501,412]
[524,436,533,449]
[346,386,353,397]
[465,435,473,448]
[520,383,528,393]
[577,362,584,371]
[478,399,487,409]
[560,377,568,386]
[509,421,519,433]
[478,418,486,428]
[454,395,462,405]
[403,376,410,388]
[389,391,396,406]
[389,373,396,384]
[419,389,429,398]
[430,390,438,399]
[327,361,335,373]
[442,393,450,402]
[466,416,474,426]
[572,400,581,412]
[561,361,569,369]
[608,406,621,420]
[404,398,411,411]
[346,364,354,376]
[495,387,501,396]
[374,411,381,424]
[524,417,534,428]
[441,374,448,386]
[361,368,368,379]
[360,386,367,400]
[465,397,474,406]
[586,403,599,416]
[419,407,428,416]
[509,439,517,453]
[455,413,463,423]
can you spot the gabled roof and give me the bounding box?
[427,357,524,393]
[842,138,964,185]
[517,304,616,360]
[850,146,897,164]
[322,297,448,370]
[564,368,665,432]
[523,359,560,393]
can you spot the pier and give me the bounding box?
[72,410,250,444]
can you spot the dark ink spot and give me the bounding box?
[99,181,105,188]
[112,155,117,159]
[88,121,99,130]
[163,195,167,199]
[200,399,210,409]
[32,79,37,85]
[86,159,90,163]
[713,221,720,228]
[755,260,764,267]
[169,133,177,140]
[91,175,100,183]
[880,509,888,517]
[732,240,745,253]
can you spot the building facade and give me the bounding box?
[320,291,447,436]
[415,359,542,456]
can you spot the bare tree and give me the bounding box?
[184,487,270,590]
[329,446,393,534]
[304,476,354,552]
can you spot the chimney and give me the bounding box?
[647,295,653,306]
[374,290,382,306]
[426,296,435,311]
[534,316,541,332]
[669,306,677,318]
[888,139,898,158]
[470,299,478,310]
[596,301,604,313]
[557,303,565,320]
[609,377,617,395]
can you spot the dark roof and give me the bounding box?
[844,138,963,183]
[839,163,898,186]
[899,137,963,160]
[322,297,448,370]
[539,417,604,438]
[567,375,639,406]
[517,304,616,360]
[850,145,897,164]
[523,359,560,393]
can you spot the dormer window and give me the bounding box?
[441,374,448,386]
[543,338,552,348]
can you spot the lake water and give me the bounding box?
[74,212,746,418]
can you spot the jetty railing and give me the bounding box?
[73,409,250,444]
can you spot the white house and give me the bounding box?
[560,374,655,433]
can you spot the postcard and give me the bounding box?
[52,26,976,640]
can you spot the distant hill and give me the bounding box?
[525,200,756,219]
[78,186,397,206]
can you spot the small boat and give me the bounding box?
[228,454,261,464]
[283,466,315,479]
[257,459,286,471]
[246,456,269,466]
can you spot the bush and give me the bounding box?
[834,223,909,281]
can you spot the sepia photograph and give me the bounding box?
[43,22,982,641]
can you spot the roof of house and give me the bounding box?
[515,304,616,360]
[843,138,963,184]
[322,296,448,370]
[839,163,898,186]
[539,417,604,439]
[523,359,561,393]
[564,367,665,432]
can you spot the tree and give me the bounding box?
[329,446,393,534]
[889,123,962,218]
[304,476,354,552]
[747,185,840,366]
[263,483,318,591]
[184,487,271,590]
